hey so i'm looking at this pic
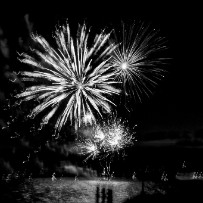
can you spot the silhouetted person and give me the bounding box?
[95,186,113,203]
[96,186,100,203]
[107,188,113,203]
[102,187,106,203]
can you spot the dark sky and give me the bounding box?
[1,2,202,133]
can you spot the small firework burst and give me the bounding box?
[77,115,135,161]
[95,116,135,155]
[109,20,168,104]
[15,20,120,135]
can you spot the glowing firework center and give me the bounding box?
[120,62,129,70]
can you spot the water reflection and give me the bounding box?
[0,178,141,202]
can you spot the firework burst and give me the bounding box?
[77,115,135,161]
[15,21,120,135]
[109,21,168,104]
[95,116,135,155]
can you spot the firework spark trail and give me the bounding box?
[109,21,168,105]
[15,21,120,135]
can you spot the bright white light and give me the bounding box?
[121,62,128,70]
[83,113,93,125]
[120,62,128,70]
[109,135,121,146]
[88,144,97,152]
[95,129,105,140]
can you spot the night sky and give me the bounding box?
[1,2,202,133]
[1,1,203,190]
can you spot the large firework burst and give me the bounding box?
[109,21,168,104]
[15,21,120,135]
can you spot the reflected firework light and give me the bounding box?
[109,20,168,105]
[14,20,120,136]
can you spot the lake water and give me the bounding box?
[2,178,143,202]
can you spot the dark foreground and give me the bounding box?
[124,179,203,202]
